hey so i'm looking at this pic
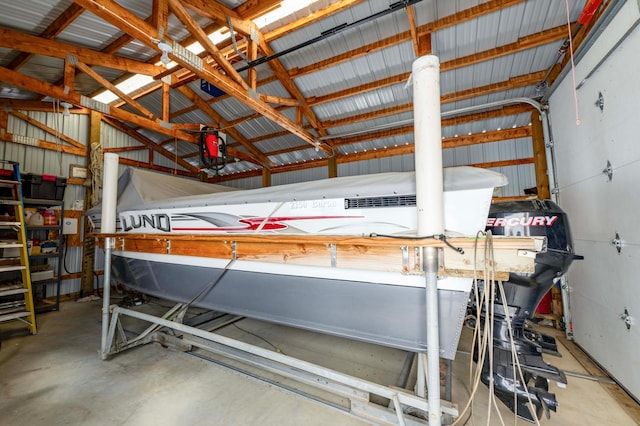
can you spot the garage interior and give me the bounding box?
[1,0,639,424]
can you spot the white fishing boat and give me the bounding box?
[89,165,507,359]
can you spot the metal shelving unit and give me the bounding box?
[24,198,64,313]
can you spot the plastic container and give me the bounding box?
[42,209,57,226]
[21,173,67,200]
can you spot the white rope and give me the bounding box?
[90,142,103,207]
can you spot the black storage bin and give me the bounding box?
[22,173,67,200]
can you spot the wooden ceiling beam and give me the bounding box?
[406,4,420,57]
[441,24,568,73]
[0,28,160,76]
[0,65,196,143]
[74,0,327,155]
[102,116,199,173]
[253,104,535,157]
[118,156,194,177]
[176,85,270,166]
[7,3,85,71]
[253,31,331,149]
[422,0,526,33]
[0,100,88,113]
[103,0,275,103]
[75,62,157,120]
[307,73,410,106]
[323,103,533,130]
[179,0,253,36]
[442,70,547,104]
[7,109,85,149]
[291,21,567,80]
[1,133,86,156]
[228,71,539,157]
[266,127,532,165]
[169,0,249,90]
[307,69,545,109]
[265,0,366,42]
[153,0,169,36]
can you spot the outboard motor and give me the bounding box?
[474,199,582,422]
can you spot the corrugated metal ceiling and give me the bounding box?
[0,0,594,189]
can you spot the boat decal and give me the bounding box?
[170,213,363,232]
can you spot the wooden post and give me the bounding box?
[80,110,101,296]
[162,82,170,123]
[531,110,550,199]
[248,39,257,92]
[328,156,337,178]
[262,167,271,187]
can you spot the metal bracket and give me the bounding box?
[231,241,237,260]
[611,232,622,254]
[329,243,337,267]
[401,246,409,273]
[165,239,171,254]
[595,92,604,112]
[602,160,613,181]
[619,308,632,330]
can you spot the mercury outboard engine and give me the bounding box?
[474,199,582,422]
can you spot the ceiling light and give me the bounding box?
[60,102,73,116]
[157,40,173,65]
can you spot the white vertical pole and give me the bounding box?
[413,54,443,425]
[100,153,119,359]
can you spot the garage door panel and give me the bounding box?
[549,10,640,400]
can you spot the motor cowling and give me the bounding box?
[472,199,582,422]
[486,199,581,324]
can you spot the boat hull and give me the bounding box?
[112,251,471,359]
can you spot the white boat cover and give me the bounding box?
[91,166,507,214]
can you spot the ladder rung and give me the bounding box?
[0,200,21,205]
[0,221,22,227]
[0,310,32,323]
[0,287,28,297]
[0,242,23,248]
[0,265,26,273]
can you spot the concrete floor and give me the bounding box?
[0,298,638,425]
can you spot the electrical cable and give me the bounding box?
[369,232,464,254]
[232,322,285,355]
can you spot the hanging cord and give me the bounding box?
[89,143,103,208]
[564,0,581,125]
[452,232,494,425]
[232,322,285,355]
[369,232,464,254]
[166,258,236,322]
[53,99,64,176]
[173,137,178,175]
[454,232,542,425]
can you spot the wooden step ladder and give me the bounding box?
[0,161,37,334]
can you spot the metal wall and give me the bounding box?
[548,0,640,401]
[2,110,89,296]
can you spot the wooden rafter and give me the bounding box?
[8,109,85,149]
[0,28,160,76]
[0,65,196,143]
[175,85,270,166]
[101,116,199,173]
[6,3,84,71]
[0,0,603,182]
[72,0,331,155]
